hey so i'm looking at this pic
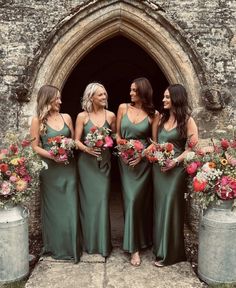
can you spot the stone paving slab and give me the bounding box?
[25,248,206,288]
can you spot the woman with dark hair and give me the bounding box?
[151,84,198,267]
[116,77,157,266]
[75,82,116,257]
[30,84,82,262]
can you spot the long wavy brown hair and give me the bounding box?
[131,77,156,118]
[36,84,60,135]
[159,84,192,138]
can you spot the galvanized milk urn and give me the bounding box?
[0,205,29,283]
[198,200,236,285]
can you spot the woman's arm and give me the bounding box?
[63,113,74,139]
[116,103,126,141]
[30,117,53,159]
[108,111,116,134]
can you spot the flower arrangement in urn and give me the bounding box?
[0,131,44,208]
[184,138,236,209]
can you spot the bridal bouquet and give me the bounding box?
[145,141,175,167]
[47,135,76,164]
[114,139,144,163]
[84,126,114,160]
[0,131,44,208]
[184,138,236,209]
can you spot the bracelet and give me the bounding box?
[173,158,180,166]
[83,147,88,153]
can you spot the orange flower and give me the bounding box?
[117,139,128,145]
[208,162,216,169]
[15,179,28,192]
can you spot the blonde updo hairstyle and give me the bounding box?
[81,82,108,112]
[36,84,60,135]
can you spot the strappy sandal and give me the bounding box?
[154,261,165,267]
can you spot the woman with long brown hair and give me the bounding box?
[152,84,198,267]
[116,77,157,266]
[30,84,82,262]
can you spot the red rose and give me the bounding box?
[0,163,9,173]
[90,126,97,133]
[221,138,230,150]
[21,139,31,147]
[95,140,104,147]
[58,147,66,155]
[165,143,174,152]
[193,177,207,192]
[9,144,18,154]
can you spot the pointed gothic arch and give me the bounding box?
[24,0,209,115]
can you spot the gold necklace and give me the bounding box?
[132,107,142,124]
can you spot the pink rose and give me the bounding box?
[133,140,144,152]
[186,162,198,175]
[104,136,113,148]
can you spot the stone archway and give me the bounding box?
[22,0,209,239]
[24,0,206,118]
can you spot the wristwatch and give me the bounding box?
[173,158,180,166]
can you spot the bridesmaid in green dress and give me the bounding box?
[151,84,198,267]
[75,82,116,257]
[116,77,157,266]
[30,84,82,263]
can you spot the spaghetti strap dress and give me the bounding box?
[153,127,187,265]
[119,112,153,253]
[77,119,112,257]
[40,118,82,263]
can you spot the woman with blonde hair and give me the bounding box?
[30,84,82,262]
[75,82,116,257]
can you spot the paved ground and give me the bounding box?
[25,186,206,288]
[25,249,205,288]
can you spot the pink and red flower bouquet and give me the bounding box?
[0,131,44,208]
[145,142,175,167]
[84,126,114,161]
[48,135,76,164]
[114,138,144,163]
[184,138,236,209]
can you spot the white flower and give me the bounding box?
[185,151,196,161]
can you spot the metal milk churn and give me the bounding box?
[198,200,236,285]
[0,205,29,283]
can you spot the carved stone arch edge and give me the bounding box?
[20,0,221,115]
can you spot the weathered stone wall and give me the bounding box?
[0,0,235,140]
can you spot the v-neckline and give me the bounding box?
[163,126,177,132]
[126,114,147,125]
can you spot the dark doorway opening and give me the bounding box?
[61,35,169,122]
[61,35,169,246]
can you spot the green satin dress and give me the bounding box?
[40,121,82,263]
[153,127,187,265]
[77,120,112,257]
[119,113,153,253]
